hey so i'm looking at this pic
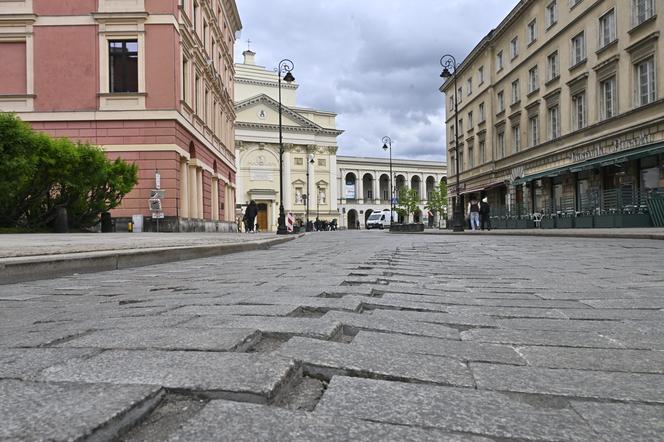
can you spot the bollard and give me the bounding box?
[54,207,68,233]
[128,222,133,233]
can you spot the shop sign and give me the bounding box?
[568,132,654,163]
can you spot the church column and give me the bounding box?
[373,171,380,204]
[197,167,204,219]
[179,158,189,218]
[420,175,426,203]
[356,170,363,204]
[188,164,198,219]
[329,154,338,212]
[283,148,292,212]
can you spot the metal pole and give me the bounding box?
[276,60,294,235]
[305,155,310,231]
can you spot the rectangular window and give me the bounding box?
[204,88,209,122]
[633,0,655,27]
[497,51,504,71]
[572,91,586,130]
[527,19,537,44]
[600,76,616,120]
[636,56,656,106]
[528,66,539,93]
[546,1,558,28]
[478,66,485,84]
[570,0,582,8]
[468,144,474,169]
[458,150,464,173]
[459,118,464,133]
[497,91,505,112]
[571,32,586,66]
[599,9,616,48]
[510,37,519,59]
[479,140,486,164]
[497,132,505,159]
[109,40,138,93]
[548,105,560,139]
[449,97,454,110]
[182,58,189,103]
[529,115,539,146]
[512,125,521,153]
[511,79,520,104]
[195,74,200,113]
[467,78,472,95]
[468,111,473,127]
[547,51,560,80]
[193,1,199,31]
[458,87,463,102]
[479,102,485,122]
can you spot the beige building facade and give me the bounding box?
[234,50,342,231]
[337,156,447,229]
[442,0,664,228]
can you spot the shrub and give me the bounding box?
[0,113,138,230]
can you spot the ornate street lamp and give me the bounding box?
[440,54,464,232]
[276,59,295,235]
[381,136,395,229]
[306,153,315,231]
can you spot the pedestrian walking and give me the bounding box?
[245,200,258,233]
[467,197,481,231]
[480,197,491,231]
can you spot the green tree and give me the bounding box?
[397,186,420,222]
[425,181,448,228]
[0,113,138,230]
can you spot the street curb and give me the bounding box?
[390,230,664,240]
[0,235,301,285]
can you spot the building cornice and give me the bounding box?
[235,121,343,137]
[235,77,298,90]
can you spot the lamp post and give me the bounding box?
[276,59,295,235]
[440,54,464,232]
[306,153,314,231]
[316,186,321,220]
[381,136,394,229]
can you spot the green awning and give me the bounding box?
[513,141,664,185]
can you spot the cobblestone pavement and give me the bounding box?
[1,231,664,441]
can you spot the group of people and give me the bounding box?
[467,196,491,231]
[240,200,259,233]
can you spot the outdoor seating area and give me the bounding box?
[490,189,664,229]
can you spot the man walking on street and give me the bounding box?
[480,197,491,231]
[245,200,258,233]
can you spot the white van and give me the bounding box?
[366,210,395,229]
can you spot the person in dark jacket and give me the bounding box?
[245,200,258,233]
[480,197,491,231]
[467,197,481,231]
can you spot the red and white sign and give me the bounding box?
[287,213,295,233]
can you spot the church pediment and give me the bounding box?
[235,94,321,130]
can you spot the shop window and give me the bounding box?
[109,40,138,93]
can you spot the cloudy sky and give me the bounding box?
[235,0,516,162]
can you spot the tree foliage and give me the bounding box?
[425,181,448,228]
[397,186,420,220]
[0,113,138,230]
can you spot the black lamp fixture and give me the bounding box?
[381,136,395,229]
[440,54,464,232]
[276,59,295,235]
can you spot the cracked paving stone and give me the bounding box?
[38,350,298,403]
[351,331,525,365]
[516,345,664,373]
[0,348,99,379]
[56,327,260,352]
[0,379,162,441]
[184,316,342,339]
[315,376,596,441]
[570,401,664,442]
[321,311,460,339]
[165,304,300,316]
[167,400,492,442]
[277,336,474,387]
[494,318,626,332]
[368,309,498,327]
[446,305,568,319]
[345,295,450,312]
[470,362,664,404]
[240,295,363,312]
[0,328,91,348]
[461,328,624,348]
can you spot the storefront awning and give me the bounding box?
[513,142,664,185]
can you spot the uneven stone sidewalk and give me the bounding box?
[416,226,664,240]
[1,231,663,441]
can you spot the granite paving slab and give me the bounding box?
[517,345,664,373]
[447,305,568,319]
[38,350,298,403]
[277,337,474,387]
[461,328,624,348]
[351,331,525,365]
[240,295,363,312]
[0,379,162,441]
[0,328,91,348]
[346,295,450,312]
[570,401,664,442]
[368,309,498,327]
[166,304,300,317]
[322,311,460,339]
[0,348,99,379]
[580,298,664,309]
[471,363,664,403]
[169,400,491,442]
[494,318,626,332]
[315,376,596,441]
[184,316,342,339]
[56,327,260,352]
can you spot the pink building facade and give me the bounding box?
[0,0,241,231]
